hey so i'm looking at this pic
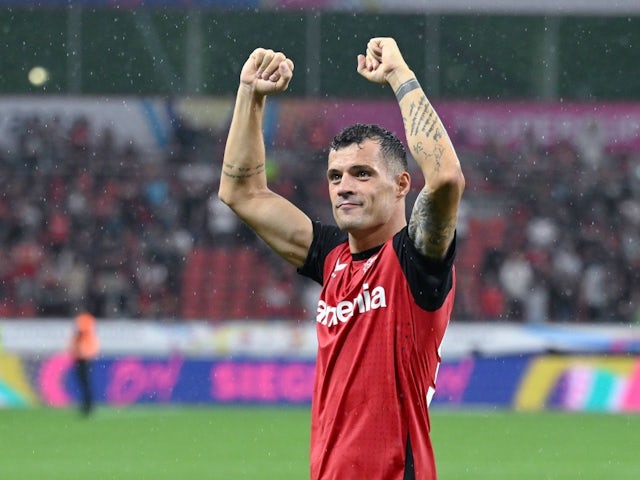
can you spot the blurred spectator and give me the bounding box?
[575,118,605,171]
[478,277,506,320]
[549,237,583,322]
[579,257,610,321]
[498,251,534,321]
[524,276,550,324]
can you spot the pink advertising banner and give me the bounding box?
[272,100,640,153]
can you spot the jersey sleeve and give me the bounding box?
[393,227,456,312]
[297,222,347,285]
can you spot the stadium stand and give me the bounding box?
[0,105,638,323]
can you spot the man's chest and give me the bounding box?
[316,248,403,328]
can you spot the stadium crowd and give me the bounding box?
[0,108,638,323]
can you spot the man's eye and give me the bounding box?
[357,171,370,178]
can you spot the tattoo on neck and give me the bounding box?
[394,78,421,102]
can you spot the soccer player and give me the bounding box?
[69,312,100,416]
[219,37,465,479]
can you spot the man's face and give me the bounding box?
[327,139,404,234]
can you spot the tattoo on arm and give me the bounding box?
[413,142,444,173]
[402,79,458,258]
[394,78,421,102]
[222,162,265,179]
[408,189,456,258]
[409,97,442,140]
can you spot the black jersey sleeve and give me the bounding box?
[297,222,347,285]
[393,227,456,312]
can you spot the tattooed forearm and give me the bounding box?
[409,97,428,137]
[408,97,449,145]
[222,162,265,179]
[408,189,456,258]
[409,97,438,139]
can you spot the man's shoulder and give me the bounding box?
[297,222,348,284]
[312,222,348,254]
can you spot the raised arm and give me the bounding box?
[218,48,313,267]
[357,38,465,259]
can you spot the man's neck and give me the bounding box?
[347,221,406,254]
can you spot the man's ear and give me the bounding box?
[397,171,411,197]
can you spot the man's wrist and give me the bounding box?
[394,78,422,102]
[238,83,267,105]
[386,67,416,91]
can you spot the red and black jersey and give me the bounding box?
[298,222,456,480]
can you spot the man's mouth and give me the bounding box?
[337,201,360,210]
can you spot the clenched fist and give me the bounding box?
[240,48,294,96]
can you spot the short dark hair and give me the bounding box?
[330,123,408,174]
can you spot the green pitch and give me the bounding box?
[1,407,638,479]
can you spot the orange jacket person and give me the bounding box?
[69,312,100,416]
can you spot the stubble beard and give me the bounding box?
[334,210,364,232]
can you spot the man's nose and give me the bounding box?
[337,175,356,194]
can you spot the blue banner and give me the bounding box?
[432,354,532,407]
[3,352,638,411]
